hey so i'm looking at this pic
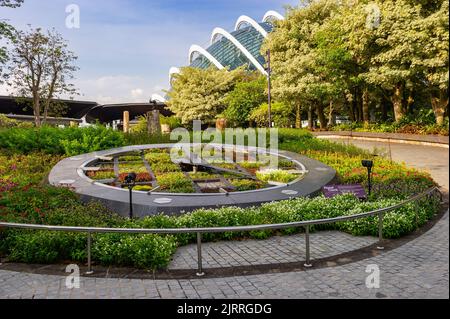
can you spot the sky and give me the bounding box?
[0,0,298,104]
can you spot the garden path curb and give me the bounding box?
[313,131,449,148]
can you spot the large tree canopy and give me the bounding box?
[263,0,449,126]
[6,27,79,126]
[223,76,267,127]
[166,67,248,125]
[0,0,23,76]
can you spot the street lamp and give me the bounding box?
[361,160,374,197]
[266,49,272,129]
[124,172,137,219]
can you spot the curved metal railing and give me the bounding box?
[0,187,442,276]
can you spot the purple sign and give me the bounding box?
[322,184,367,199]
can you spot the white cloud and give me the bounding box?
[74,75,153,103]
[131,88,144,99]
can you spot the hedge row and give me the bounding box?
[0,192,440,269]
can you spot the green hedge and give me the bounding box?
[0,193,440,269]
[0,125,126,155]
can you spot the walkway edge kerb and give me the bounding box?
[312,131,449,147]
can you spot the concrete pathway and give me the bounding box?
[169,231,377,270]
[0,211,447,299]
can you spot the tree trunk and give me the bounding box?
[33,92,41,127]
[316,103,327,130]
[147,110,161,135]
[348,101,355,122]
[406,91,414,115]
[43,79,57,126]
[308,106,313,130]
[357,91,363,122]
[295,104,302,129]
[431,89,449,126]
[392,83,405,122]
[362,88,370,124]
[327,101,336,127]
[352,89,359,122]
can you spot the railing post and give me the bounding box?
[377,212,384,250]
[304,225,312,268]
[86,232,94,275]
[196,232,205,277]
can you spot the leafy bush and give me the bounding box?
[60,126,126,156]
[92,233,177,269]
[0,114,34,129]
[0,125,126,155]
[6,230,87,264]
[144,152,172,164]
[157,172,194,193]
[256,170,300,183]
[229,179,265,191]
[250,102,294,128]
[87,170,116,180]
[118,163,148,174]
[188,171,219,180]
[160,116,182,130]
[118,153,142,162]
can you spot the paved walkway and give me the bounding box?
[0,211,447,299]
[169,231,377,270]
[0,138,448,299]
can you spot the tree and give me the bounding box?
[315,1,379,125]
[263,0,448,127]
[249,102,294,128]
[0,0,23,77]
[6,27,79,126]
[262,0,341,130]
[165,66,247,125]
[362,0,427,122]
[223,76,267,127]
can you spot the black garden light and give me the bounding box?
[124,172,137,219]
[362,160,374,197]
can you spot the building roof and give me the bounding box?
[0,96,172,123]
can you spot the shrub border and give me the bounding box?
[0,188,446,279]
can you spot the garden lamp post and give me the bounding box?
[266,49,272,129]
[124,172,137,219]
[362,160,374,197]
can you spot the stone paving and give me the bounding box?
[169,231,377,269]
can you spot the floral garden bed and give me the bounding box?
[0,127,441,270]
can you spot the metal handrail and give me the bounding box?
[0,187,442,276]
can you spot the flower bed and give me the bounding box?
[0,128,442,269]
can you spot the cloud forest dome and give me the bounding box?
[168,10,285,84]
